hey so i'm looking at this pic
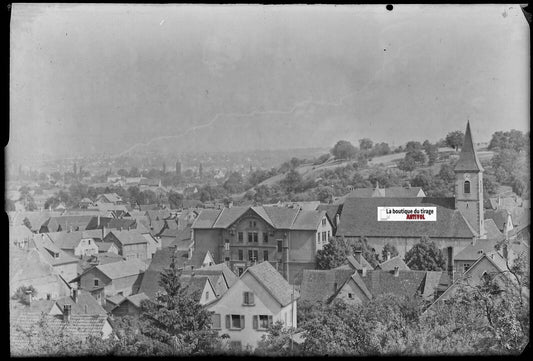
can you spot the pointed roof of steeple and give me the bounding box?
[454,121,484,172]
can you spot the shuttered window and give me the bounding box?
[253,315,273,330]
[243,291,255,305]
[226,314,245,329]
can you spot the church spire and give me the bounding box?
[454,121,484,172]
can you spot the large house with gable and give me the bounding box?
[336,122,493,278]
[192,205,333,283]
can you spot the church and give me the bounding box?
[336,122,497,272]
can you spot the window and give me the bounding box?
[253,315,273,330]
[348,293,353,299]
[224,239,230,251]
[263,232,268,243]
[205,291,210,300]
[94,279,99,287]
[463,263,471,273]
[322,231,327,242]
[248,233,253,243]
[253,250,258,261]
[238,267,244,276]
[277,240,283,252]
[238,249,244,261]
[322,218,326,226]
[253,232,258,243]
[243,291,255,305]
[248,250,253,261]
[226,314,245,329]
[464,180,471,194]
[224,257,230,262]
[263,250,269,261]
[238,232,244,243]
[211,314,221,329]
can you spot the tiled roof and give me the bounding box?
[422,271,446,299]
[180,275,210,302]
[56,290,107,316]
[212,207,249,228]
[300,269,355,303]
[17,211,63,231]
[291,210,327,230]
[94,241,115,252]
[85,216,137,231]
[78,253,124,273]
[96,259,147,280]
[245,261,296,306]
[484,218,504,241]
[485,209,509,232]
[31,234,79,266]
[344,254,374,271]
[263,207,300,229]
[337,197,475,238]
[454,239,499,261]
[106,294,126,306]
[454,122,484,172]
[190,262,239,289]
[40,215,94,232]
[316,204,343,226]
[98,193,122,203]
[138,249,190,299]
[376,256,410,271]
[10,313,110,353]
[125,292,150,308]
[360,270,427,298]
[192,209,223,229]
[106,229,148,245]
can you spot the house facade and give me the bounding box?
[103,230,148,260]
[206,262,297,350]
[192,206,333,283]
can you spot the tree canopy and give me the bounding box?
[404,236,446,271]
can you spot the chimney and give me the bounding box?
[62,304,71,322]
[46,294,51,301]
[25,290,33,305]
[72,289,78,303]
[354,249,362,264]
[97,215,100,227]
[361,265,367,277]
[393,266,400,277]
[503,244,509,260]
[335,213,340,227]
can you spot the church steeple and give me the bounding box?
[454,121,484,173]
[454,121,485,237]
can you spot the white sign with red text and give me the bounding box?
[377,207,437,221]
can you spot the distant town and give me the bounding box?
[8,123,530,355]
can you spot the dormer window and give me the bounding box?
[464,181,471,194]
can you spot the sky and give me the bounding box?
[9,4,530,162]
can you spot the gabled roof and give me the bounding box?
[316,204,343,225]
[46,230,103,250]
[300,269,355,304]
[245,261,296,307]
[106,229,148,245]
[343,254,374,271]
[376,256,410,271]
[97,193,122,203]
[454,121,484,172]
[146,209,172,222]
[189,262,239,290]
[337,197,475,238]
[212,207,252,228]
[31,234,79,266]
[346,186,424,199]
[454,238,499,261]
[484,209,510,232]
[78,252,124,273]
[56,290,107,316]
[360,270,427,298]
[40,215,94,232]
[484,218,504,241]
[291,210,328,230]
[85,216,137,231]
[94,259,147,280]
[263,207,300,229]
[125,292,150,308]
